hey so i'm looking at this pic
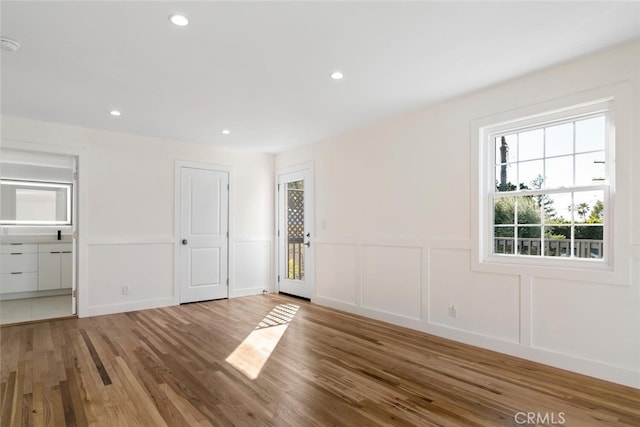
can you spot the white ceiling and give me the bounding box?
[2,1,639,153]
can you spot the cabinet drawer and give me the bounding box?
[39,243,72,254]
[1,244,38,254]
[1,253,38,274]
[0,272,38,293]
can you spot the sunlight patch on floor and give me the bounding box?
[226,303,299,380]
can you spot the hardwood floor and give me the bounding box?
[1,294,638,426]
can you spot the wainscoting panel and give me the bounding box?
[429,248,520,344]
[531,276,640,370]
[361,245,422,320]
[315,243,358,305]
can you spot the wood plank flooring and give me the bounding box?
[1,294,639,426]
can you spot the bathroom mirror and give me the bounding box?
[0,180,72,225]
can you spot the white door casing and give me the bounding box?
[0,147,80,316]
[71,157,78,315]
[179,166,229,303]
[277,165,314,299]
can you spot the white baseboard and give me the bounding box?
[313,295,640,389]
[230,287,265,298]
[313,295,425,331]
[425,323,640,389]
[83,297,178,317]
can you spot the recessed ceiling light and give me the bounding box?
[110,110,121,117]
[169,14,189,27]
[330,71,344,80]
[222,129,230,135]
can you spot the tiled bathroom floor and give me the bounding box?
[0,295,73,325]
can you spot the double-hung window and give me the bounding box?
[482,100,612,265]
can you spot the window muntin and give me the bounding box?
[489,112,608,261]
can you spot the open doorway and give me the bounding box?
[0,149,78,324]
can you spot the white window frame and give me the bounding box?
[481,101,612,269]
[470,83,632,285]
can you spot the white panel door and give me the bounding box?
[180,167,229,303]
[277,167,314,299]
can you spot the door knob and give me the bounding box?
[304,240,311,247]
[182,239,188,245]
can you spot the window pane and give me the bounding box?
[518,226,541,256]
[517,196,540,225]
[518,129,544,161]
[575,225,603,240]
[572,190,604,224]
[519,225,541,238]
[544,225,571,257]
[530,239,542,256]
[518,160,543,190]
[494,197,515,224]
[575,116,605,153]
[545,192,572,223]
[536,194,557,223]
[575,151,605,186]
[495,134,517,165]
[495,164,516,192]
[545,224,571,240]
[286,180,305,280]
[544,155,573,189]
[494,226,515,237]
[575,226,603,259]
[494,226,514,254]
[545,122,573,157]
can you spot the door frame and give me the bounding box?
[70,155,78,314]
[275,162,314,300]
[174,160,233,303]
[0,142,84,316]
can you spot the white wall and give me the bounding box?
[1,117,275,316]
[1,41,637,389]
[275,41,640,387]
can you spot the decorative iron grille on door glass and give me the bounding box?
[287,180,304,280]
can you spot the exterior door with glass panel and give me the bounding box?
[277,167,313,299]
[179,166,229,303]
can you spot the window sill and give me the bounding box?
[471,252,630,286]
